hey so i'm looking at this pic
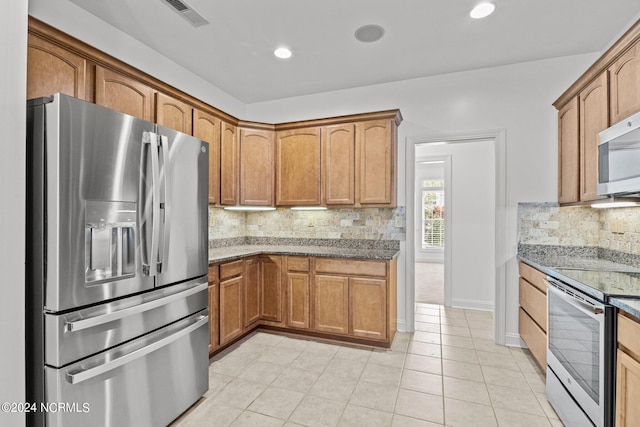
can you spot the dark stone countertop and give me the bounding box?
[209,244,400,264]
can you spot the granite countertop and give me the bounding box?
[208,239,400,264]
[518,244,640,314]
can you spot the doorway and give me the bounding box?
[404,131,507,344]
[414,156,450,306]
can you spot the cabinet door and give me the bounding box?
[208,282,219,353]
[220,122,238,205]
[261,256,282,323]
[27,34,87,100]
[314,275,349,335]
[193,110,221,204]
[240,128,275,206]
[357,119,396,205]
[616,349,640,426]
[276,128,322,205]
[349,277,386,340]
[95,66,154,121]
[323,124,356,205]
[244,257,261,328]
[156,93,193,134]
[609,43,640,124]
[579,73,609,202]
[219,276,243,345]
[557,98,580,204]
[286,272,310,329]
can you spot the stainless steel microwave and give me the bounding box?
[598,111,640,196]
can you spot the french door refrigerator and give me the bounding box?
[26,93,209,427]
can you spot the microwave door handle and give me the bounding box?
[158,134,171,274]
[66,314,208,384]
[548,283,604,317]
[141,132,161,276]
[64,281,207,332]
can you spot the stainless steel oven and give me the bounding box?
[546,277,615,427]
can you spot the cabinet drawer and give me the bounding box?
[519,307,547,369]
[287,256,310,272]
[208,265,219,284]
[315,258,386,277]
[519,262,547,294]
[618,313,640,358]
[220,260,244,280]
[519,278,547,332]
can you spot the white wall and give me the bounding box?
[28,0,247,119]
[417,141,495,310]
[245,53,598,342]
[1,2,27,426]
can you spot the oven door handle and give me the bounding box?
[547,280,604,317]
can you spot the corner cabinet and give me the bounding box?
[239,126,275,206]
[220,122,239,206]
[193,109,222,205]
[276,128,322,206]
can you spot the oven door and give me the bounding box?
[546,280,611,427]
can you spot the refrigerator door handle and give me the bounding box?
[141,132,161,276]
[158,134,171,274]
[64,281,207,332]
[66,313,208,384]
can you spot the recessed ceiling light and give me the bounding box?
[354,24,385,43]
[470,2,496,19]
[274,47,292,59]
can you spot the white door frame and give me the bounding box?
[405,129,507,345]
[414,155,451,307]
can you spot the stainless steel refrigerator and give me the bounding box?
[26,93,209,427]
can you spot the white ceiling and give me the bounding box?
[67,0,640,104]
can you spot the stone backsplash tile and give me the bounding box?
[208,206,406,243]
[518,203,640,259]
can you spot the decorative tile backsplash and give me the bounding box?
[518,203,640,255]
[208,206,406,242]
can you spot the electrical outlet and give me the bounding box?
[208,214,215,227]
[307,217,315,227]
[394,216,403,228]
[257,216,264,226]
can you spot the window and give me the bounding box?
[422,180,444,248]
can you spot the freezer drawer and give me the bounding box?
[45,278,207,367]
[45,310,209,427]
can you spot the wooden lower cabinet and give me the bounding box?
[616,312,640,426]
[243,257,261,329]
[260,256,282,323]
[219,275,243,346]
[518,261,548,369]
[314,275,349,335]
[350,277,387,340]
[286,272,311,330]
[209,254,397,355]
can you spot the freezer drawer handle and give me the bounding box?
[66,314,208,385]
[64,281,207,332]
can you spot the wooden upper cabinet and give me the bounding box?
[155,92,193,134]
[609,42,640,124]
[27,34,87,101]
[357,119,396,206]
[220,122,239,205]
[322,124,356,205]
[276,128,322,206]
[558,97,580,204]
[579,73,609,202]
[193,109,221,204]
[95,66,154,121]
[239,128,275,206]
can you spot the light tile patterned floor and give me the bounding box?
[172,304,564,427]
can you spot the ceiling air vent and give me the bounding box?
[162,0,209,27]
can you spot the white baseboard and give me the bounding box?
[504,333,524,347]
[450,298,494,312]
